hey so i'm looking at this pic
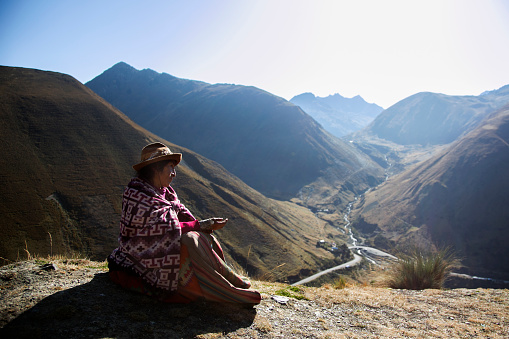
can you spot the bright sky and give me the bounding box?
[1,0,509,108]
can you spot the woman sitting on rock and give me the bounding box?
[108,142,261,304]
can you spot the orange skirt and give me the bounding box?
[109,231,261,304]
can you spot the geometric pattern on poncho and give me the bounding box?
[109,177,195,291]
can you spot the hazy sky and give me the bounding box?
[1,0,509,108]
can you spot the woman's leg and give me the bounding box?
[208,233,226,261]
[204,233,252,289]
[182,231,250,288]
[179,231,261,304]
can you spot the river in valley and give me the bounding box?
[294,152,509,287]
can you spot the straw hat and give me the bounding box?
[133,142,182,171]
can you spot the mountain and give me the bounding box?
[0,66,350,281]
[353,86,509,145]
[86,62,384,205]
[350,103,509,280]
[290,92,383,137]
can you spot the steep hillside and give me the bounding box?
[354,86,509,145]
[290,92,383,137]
[86,62,384,204]
[0,66,348,281]
[350,104,509,280]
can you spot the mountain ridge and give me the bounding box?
[353,86,509,146]
[290,92,383,137]
[86,62,385,207]
[0,66,347,281]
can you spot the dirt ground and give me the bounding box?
[1,259,508,338]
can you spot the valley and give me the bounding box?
[295,132,509,287]
[346,96,509,281]
[1,64,509,286]
[291,152,398,286]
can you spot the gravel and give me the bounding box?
[1,259,508,338]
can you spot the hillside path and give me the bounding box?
[291,245,398,286]
[291,254,362,286]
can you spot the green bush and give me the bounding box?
[275,286,308,300]
[388,247,456,290]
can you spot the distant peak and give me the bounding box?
[331,93,345,99]
[86,62,139,84]
[109,62,172,79]
[480,84,509,96]
[111,62,136,71]
[290,92,316,101]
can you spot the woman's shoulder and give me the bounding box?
[164,186,179,201]
[126,177,161,198]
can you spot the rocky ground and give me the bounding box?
[1,259,508,338]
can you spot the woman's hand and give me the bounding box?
[199,218,228,231]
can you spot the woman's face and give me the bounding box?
[156,162,176,188]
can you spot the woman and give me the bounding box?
[108,142,261,304]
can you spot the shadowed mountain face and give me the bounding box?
[356,86,509,145]
[351,104,509,279]
[0,66,347,280]
[290,92,383,137]
[86,62,384,202]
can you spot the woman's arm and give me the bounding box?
[179,219,201,233]
[179,218,228,234]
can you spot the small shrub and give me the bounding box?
[275,286,308,300]
[387,247,456,290]
[333,276,347,289]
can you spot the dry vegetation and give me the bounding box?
[1,258,507,338]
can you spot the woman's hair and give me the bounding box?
[136,160,175,182]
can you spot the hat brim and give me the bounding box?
[132,153,182,171]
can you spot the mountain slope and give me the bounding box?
[350,104,509,279]
[354,86,509,145]
[290,92,383,137]
[0,66,347,280]
[86,62,384,203]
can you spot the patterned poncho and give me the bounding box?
[108,177,199,292]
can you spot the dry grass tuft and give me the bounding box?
[387,247,457,290]
[333,275,349,289]
[253,316,273,333]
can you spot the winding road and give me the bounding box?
[349,246,398,260]
[291,154,401,286]
[291,245,398,286]
[292,254,363,286]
